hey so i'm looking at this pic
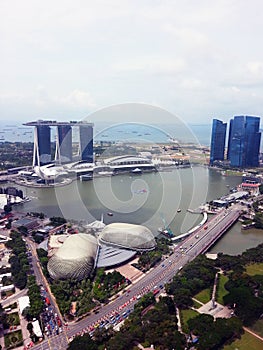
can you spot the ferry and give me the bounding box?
[80,174,93,181]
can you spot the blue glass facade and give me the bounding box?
[57,125,72,163]
[244,116,261,167]
[228,116,261,168]
[79,125,93,162]
[210,119,227,164]
[37,126,51,165]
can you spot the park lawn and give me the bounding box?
[250,318,263,338]
[223,330,263,350]
[4,330,23,349]
[194,288,211,304]
[180,308,199,333]
[217,274,229,305]
[246,262,263,276]
[192,299,203,309]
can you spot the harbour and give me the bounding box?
[10,166,263,255]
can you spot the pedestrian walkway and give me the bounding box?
[192,297,204,306]
[176,307,182,333]
[243,327,263,342]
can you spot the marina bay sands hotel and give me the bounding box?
[24,120,94,166]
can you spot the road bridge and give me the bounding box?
[171,212,208,242]
[31,205,242,349]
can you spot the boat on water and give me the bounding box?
[80,174,93,181]
[158,226,174,238]
[93,170,114,177]
[130,168,142,174]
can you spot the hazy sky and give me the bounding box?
[1,0,263,124]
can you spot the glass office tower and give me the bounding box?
[244,116,261,167]
[210,119,227,165]
[228,116,261,168]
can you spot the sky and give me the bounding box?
[1,0,263,125]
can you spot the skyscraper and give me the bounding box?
[210,119,227,165]
[79,124,94,162]
[57,125,72,163]
[25,120,94,167]
[228,116,261,168]
[33,125,51,166]
[244,116,261,167]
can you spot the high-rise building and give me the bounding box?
[79,124,93,163]
[33,125,51,166]
[56,125,72,163]
[210,119,227,165]
[226,119,233,160]
[25,120,94,166]
[228,116,261,168]
[244,116,261,167]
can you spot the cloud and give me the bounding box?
[0,88,96,111]
[163,24,209,47]
[112,57,186,75]
[1,0,263,123]
[56,89,96,108]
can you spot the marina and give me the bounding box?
[1,165,262,255]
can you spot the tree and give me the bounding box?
[173,288,193,309]
[67,334,97,350]
[27,322,33,332]
[188,314,214,335]
[18,226,28,235]
[3,203,12,213]
[224,286,263,326]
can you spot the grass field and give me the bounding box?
[246,263,263,276]
[192,299,203,309]
[223,331,263,350]
[250,319,263,338]
[180,308,199,333]
[217,274,229,305]
[194,288,211,304]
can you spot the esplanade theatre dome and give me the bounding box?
[99,223,156,251]
[47,234,98,280]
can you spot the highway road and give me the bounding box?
[29,205,241,349]
[26,239,69,350]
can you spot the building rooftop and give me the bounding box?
[18,296,30,314]
[97,244,136,267]
[47,233,98,280]
[99,223,156,251]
